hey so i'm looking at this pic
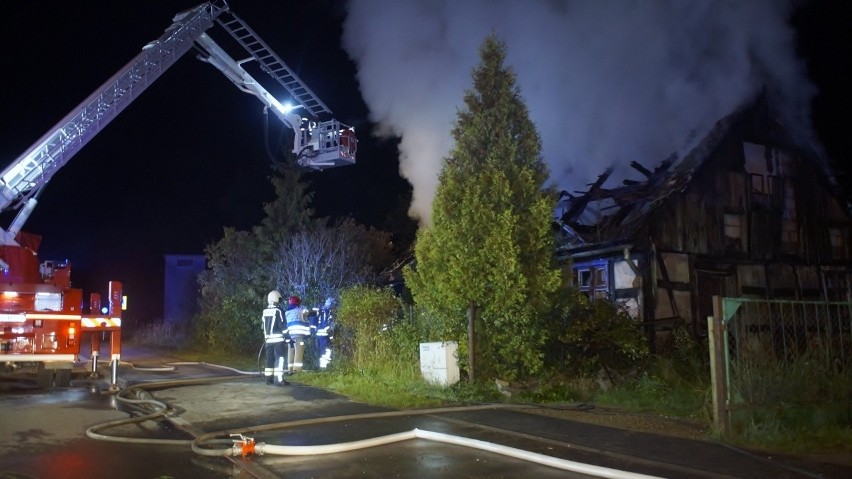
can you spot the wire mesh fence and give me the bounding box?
[720,298,852,434]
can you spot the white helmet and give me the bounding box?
[324,297,335,308]
[267,290,282,305]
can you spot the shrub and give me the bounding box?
[557,288,650,384]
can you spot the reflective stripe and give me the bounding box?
[287,325,311,336]
[265,333,285,343]
[27,313,82,320]
[81,317,122,328]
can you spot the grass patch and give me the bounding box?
[294,364,453,409]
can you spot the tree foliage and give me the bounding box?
[194,163,396,353]
[271,218,393,307]
[257,165,315,245]
[195,228,268,353]
[404,35,561,381]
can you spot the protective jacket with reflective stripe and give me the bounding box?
[314,306,333,337]
[262,305,287,343]
[285,305,311,337]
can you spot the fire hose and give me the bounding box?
[85,370,664,479]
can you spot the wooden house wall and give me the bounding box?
[562,105,850,349]
[632,135,850,340]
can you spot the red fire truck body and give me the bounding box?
[0,232,121,387]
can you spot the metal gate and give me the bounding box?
[710,297,851,435]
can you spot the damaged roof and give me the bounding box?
[554,98,837,252]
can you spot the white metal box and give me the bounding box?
[419,341,460,386]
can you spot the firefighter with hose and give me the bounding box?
[261,291,289,386]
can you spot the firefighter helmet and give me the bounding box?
[267,290,282,305]
[324,297,335,308]
[289,295,301,306]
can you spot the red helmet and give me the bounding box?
[288,296,301,306]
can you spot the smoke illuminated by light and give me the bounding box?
[342,0,816,225]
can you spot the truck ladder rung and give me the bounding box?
[214,10,331,117]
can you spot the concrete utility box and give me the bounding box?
[419,341,460,386]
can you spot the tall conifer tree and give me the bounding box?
[405,35,560,380]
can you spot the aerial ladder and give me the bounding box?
[0,1,355,389]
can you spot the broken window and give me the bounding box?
[574,260,609,300]
[724,213,744,252]
[743,142,783,209]
[780,177,798,254]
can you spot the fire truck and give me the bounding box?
[0,1,355,389]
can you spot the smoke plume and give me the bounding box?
[342,0,815,225]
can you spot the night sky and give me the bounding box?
[0,1,848,324]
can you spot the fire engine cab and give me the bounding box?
[0,0,355,389]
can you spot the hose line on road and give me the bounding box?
[85,373,253,445]
[194,427,663,479]
[85,365,664,479]
[190,403,668,479]
[93,359,261,375]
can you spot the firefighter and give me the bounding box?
[314,297,335,369]
[261,290,289,386]
[285,295,311,373]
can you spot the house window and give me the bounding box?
[780,178,798,254]
[574,260,609,299]
[724,213,744,252]
[750,174,768,195]
[578,269,592,288]
[743,142,785,209]
[822,270,849,301]
[781,220,799,254]
[724,214,742,239]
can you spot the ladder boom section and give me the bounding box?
[194,34,356,171]
[195,34,301,130]
[0,2,225,216]
[215,9,331,118]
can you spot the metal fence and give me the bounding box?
[716,297,852,434]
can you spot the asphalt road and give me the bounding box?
[1,350,849,479]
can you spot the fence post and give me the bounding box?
[708,295,730,436]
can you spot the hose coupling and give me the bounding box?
[230,433,257,456]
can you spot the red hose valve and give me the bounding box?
[230,434,256,456]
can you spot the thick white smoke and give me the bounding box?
[342,0,815,225]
